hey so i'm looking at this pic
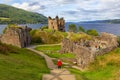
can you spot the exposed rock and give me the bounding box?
[0,26,31,48]
[60,32,118,69]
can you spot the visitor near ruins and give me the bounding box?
[57,59,62,69]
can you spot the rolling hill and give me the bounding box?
[80,19,120,23]
[0,4,47,24]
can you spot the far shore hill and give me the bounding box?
[0,4,47,24]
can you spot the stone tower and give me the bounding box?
[0,26,31,48]
[48,16,65,32]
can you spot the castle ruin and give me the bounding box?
[48,16,65,32]
[0,26,31,48]
[60,32,118,68]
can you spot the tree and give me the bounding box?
[68,24,77,32]
[78,26,85,32]
[86,29,98,36]
[117,36,120,47]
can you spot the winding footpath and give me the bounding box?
[27,45,76,80]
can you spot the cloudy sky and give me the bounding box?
[0,0,120,22]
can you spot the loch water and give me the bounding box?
[0,23,120,36]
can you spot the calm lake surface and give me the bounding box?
[0,23,120,36]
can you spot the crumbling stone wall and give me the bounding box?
[73,45,94,68]
[0,26,31,48]
[48,16,65,32]
[100,32,118,47]
[60,32,118,68]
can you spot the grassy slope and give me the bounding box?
[35,44,120,80]
[0,46,50,80]
[0,4,47,24]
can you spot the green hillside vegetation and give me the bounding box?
[102,19,120,23]
[0,42,50,80]
[0,4,47,24]
[109,19,120,23]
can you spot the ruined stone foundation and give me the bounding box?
[0,26,31,48]
[60,32,118,68]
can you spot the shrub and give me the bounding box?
[117,36,120,47]
[68,24,77,32]
[86,29,99,36]
[30,30,42,44]
[30,29,67,44]
[78,26,85,32]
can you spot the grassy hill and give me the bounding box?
[0,43,50,80]
[80,19,120,23]
[109,19,120,23]
[0,4,47,24]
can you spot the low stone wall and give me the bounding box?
[60,32,118,69]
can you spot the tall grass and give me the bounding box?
[0,44,50,80]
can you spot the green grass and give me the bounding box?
[69,65,117,80]
[35,45,61,52]
[45,52,75,59]
[0,47,50,80]
[35,45,75,59]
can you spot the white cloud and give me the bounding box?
[12,2,47,12]
[10,0,120,21]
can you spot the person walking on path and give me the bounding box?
[57,59,62,69]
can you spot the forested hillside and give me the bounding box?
[0,4,47,24]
